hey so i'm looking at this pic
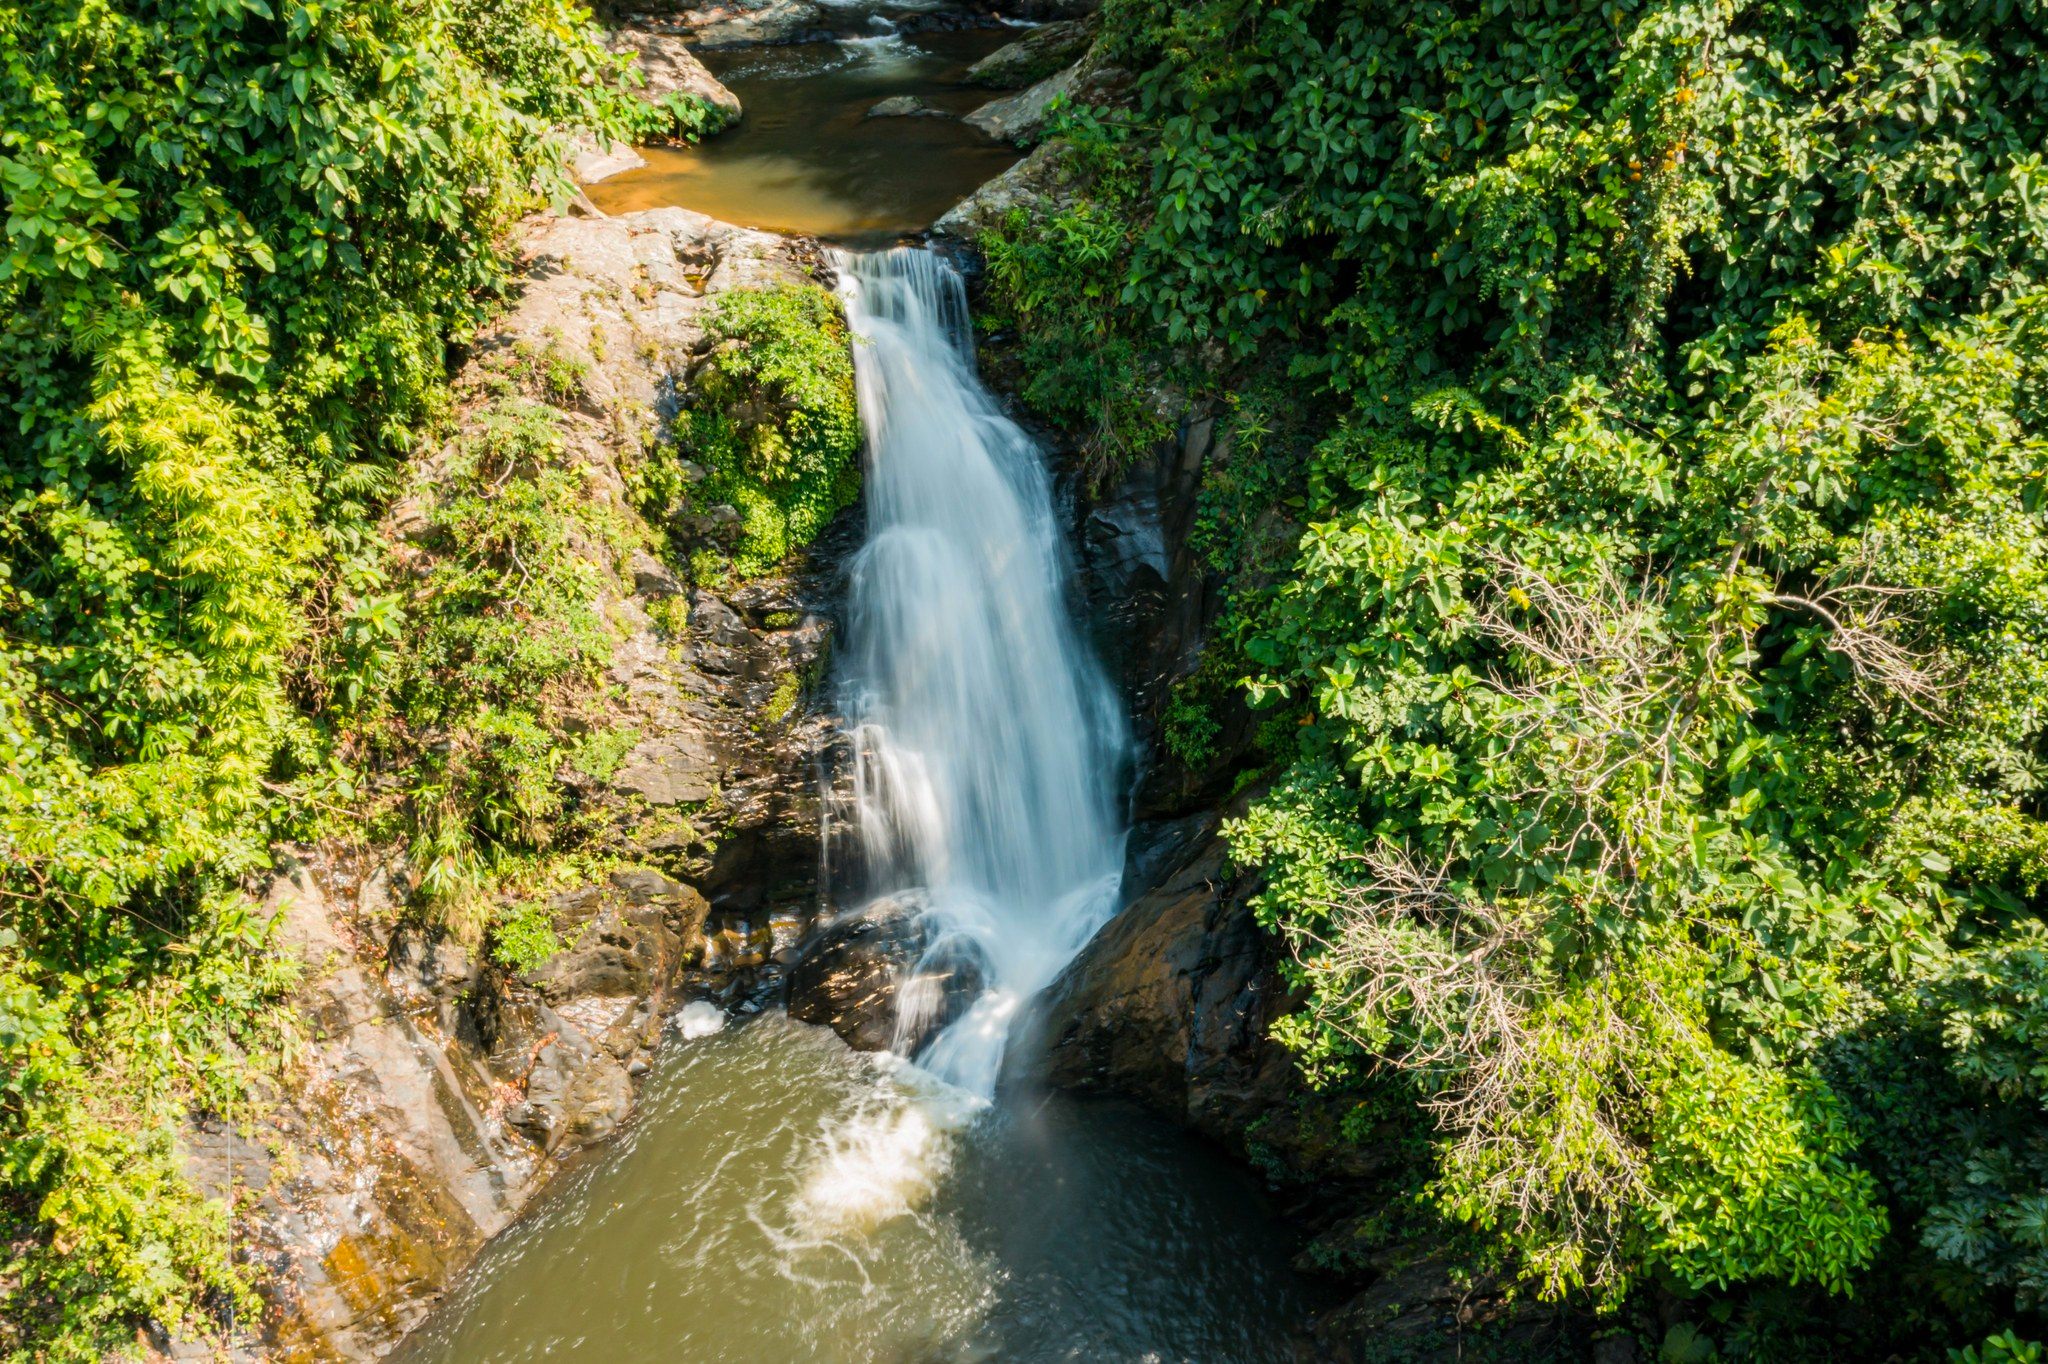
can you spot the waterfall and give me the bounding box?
[831,246,1127,1097]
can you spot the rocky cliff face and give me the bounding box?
[1034,787,1589,1363]
[181,206,850,1361]
[203,857,706,1362]
[1036,810,1296,1142]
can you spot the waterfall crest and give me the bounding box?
[832,247,1126,1096]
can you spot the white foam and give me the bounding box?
[673,1000,727,1039]
[793,1104,947,1234]
[789,1059,988,1239]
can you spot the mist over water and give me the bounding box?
[834,246,1128,1096]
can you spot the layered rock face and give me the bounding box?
[217,860,707,1361]
[1036,811,1297,1144]
[187,207,850,1360]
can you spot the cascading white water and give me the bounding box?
[832,246,1127,1097]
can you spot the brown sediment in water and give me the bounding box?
[588,29,1024,243]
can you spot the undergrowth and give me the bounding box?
[632,283,861,580]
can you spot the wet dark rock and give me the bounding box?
[986,0,1101,18]
[1067,414,1266,822]
[1039,814,1587,1357]
[686,590,755,668]
[786,899,925,1051]
[786,898,985,1056]
[1038,811,1296,1142]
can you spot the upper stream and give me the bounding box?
[398,71,1322,1359]
[587,25,1022,242]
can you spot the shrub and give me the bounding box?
[999,0,2048,1337]
[636,284,861,579]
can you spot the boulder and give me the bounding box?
[785,897,985,1056]
[607,27,742,120]
[933,141,1075,240]
[963,17,1095,88]
[964,63,1082,145]
[570,138,647,185]
[1036,812,1296,1143]
[682,0,833,48]
[989,0,1101,17]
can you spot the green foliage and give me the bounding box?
[355,398,634,905]
[979,114,1171,475]
[1,901,296,1360]
[636,284,861,579]
[1954,1333,2048,1364]
[0,0,663,1351]
[570,725,642,784]
[487,898,565,975]
[997,0,2048,1334]
[449,0,727,143]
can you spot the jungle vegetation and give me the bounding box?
[0,0,771,1354]
[983,0,2048,1355]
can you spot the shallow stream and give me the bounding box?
[587,23,1022,242]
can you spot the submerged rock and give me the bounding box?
[865,94,948,119]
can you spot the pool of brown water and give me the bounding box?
[587,25,1025,243]
[393,1013,1329,1364]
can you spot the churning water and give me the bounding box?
[394,251,1322,1361]
[392,1017,1319,1363]
[835,246,1129,1097]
